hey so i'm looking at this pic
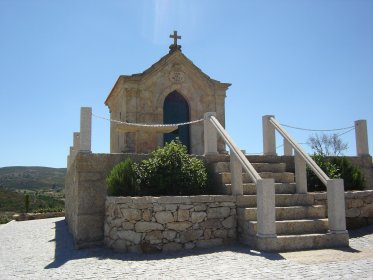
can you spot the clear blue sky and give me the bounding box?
[0,0,372,168]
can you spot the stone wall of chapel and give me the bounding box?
[109,59,227,154]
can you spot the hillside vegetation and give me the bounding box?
[0,166,66,191]
[0,166,66,224]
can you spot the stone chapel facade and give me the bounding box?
[104,33,230,155]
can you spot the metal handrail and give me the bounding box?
[269,117,329,185]
[209,115,261,183]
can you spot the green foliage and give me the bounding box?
[137,140,207,195]
[0,166,66,191]
[106,140,208,196]
[0,214,12,224]
[32,207,64,213]
[24,194,30,213]
[331,157,364,190]
[106,159,140,196]
[307,154,340,192]
[307,153,365,191]
[0,188,64,222]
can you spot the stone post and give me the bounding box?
[355,120,369,156]
[327,179,347,234]
[230,152,243,195]
[256,178,276,238]
[73,132,80,151]
[204,112,218,155]
[294,152,307,194]
[263,115,276,156]
[284,138,293,156]
[68,132,80,168]
[67,146,73,168]
[80,107,92,152]
[67,154,71,169]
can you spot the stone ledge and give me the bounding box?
[13,212,65,221]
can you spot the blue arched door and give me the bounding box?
[163,91,190,152]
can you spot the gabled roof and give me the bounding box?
[105,49,231,105]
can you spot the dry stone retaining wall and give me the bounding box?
[315,190,373,229]
[105,196,237,253]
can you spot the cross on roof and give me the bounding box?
[170,30,181,46]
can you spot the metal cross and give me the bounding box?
[169,30,181,46]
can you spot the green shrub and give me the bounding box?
[106,159,140,196]
[32,207,64,213]
[307,153,365,191]
[106,141,208,196]
[136,140,207,196]
[0,215,12,224]
[331,157,364,190]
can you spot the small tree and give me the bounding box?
[24,194,30,213]
[307,133,364,191]
[308,133,348,156]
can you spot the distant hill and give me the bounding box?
[0,166,66,191]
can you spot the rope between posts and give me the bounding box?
[279,123,355,132]
[92,113,204,127]
[336,127,355,137]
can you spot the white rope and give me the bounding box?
[279,123,354,132]
[276,142,309,150]
[92,113,203,127]
[337,127,355,137]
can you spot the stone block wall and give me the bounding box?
[64,152,148,248]
[314,190,373,229]
[104,196,237,253]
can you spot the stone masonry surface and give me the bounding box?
[1,217,373,280]
[105,196,237,253]
[314,190,373,228]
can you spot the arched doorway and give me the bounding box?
[163,91,190,152]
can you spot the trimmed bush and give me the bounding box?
[106,140,208,196]
[106,159,140,196]
[137,140,207,195]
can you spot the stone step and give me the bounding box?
[225,183,296,195]
[275,194,315,207]
[240,232,349,252]
[237,205,327,221]
[218,172,295,184]
[241,219,329,235]
[235,194,316,208]
[245,155,293,164]
[212,162,287,173]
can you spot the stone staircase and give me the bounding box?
[210,156,349,251]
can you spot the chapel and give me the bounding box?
[104,31,230,155]
[65,31,364,252]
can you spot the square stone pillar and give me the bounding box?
[294,152,307,194]
[355,120,369,156]
[263,115,276,156]
[284,138,293,156]
[256,178,276,238]
[230,152,243,195]
[204,112,218,155]
[80,107,92,152]
[73,132,80,151]
[327,179,347,234]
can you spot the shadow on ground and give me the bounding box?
[45,219,373,269]
[349,223,373,238]
[44,219,285,269]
